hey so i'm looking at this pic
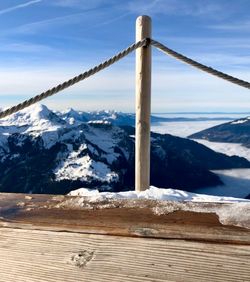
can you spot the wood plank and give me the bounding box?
[0,227,249,282]
[0,193,250,243]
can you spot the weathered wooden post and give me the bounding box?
[135,15,152,192]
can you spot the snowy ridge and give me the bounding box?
[188,114,250,148]
[0,104,64,149]
[231,117,250,125]
[59,108,135,126]
[68,186,250,203]
[59,108,235,127]
[0,104,64,127]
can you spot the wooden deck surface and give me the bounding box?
[0,193,250,281]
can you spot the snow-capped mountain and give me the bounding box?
[58,109,137,126]
[189,116,250,147]
[0,104,249,194]
[0,104,66,149]
[58,109,233,126]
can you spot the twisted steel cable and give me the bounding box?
[0,38,149,119]
[151,39,250,90]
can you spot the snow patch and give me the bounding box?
[67,187,250,229]
[54,144,119,183]
[88,120,111,125]
[68,186,249,203]
[231,119,247,124]
[84,125,122,164]
[65,186,250,228]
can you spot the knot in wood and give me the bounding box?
[70,250,95,268]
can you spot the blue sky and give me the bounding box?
[0,0,250,112]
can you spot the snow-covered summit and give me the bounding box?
[60,108,87,124]
[0,104,65,128]
[0,104,67,149]
[58,108,132,125]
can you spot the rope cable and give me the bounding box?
[0,38,149,119]
[0,37,249,119]
[151,39,250,90]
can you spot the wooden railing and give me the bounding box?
[0,15,250,282]
[1,15,249,192]
[0,193,250,281]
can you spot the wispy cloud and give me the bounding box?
[88,12,131,30]
[127,0,223,17]
[209,20,250,31]
[51,0,83,7]
[50,0,118,10]
[51,0,103,8]
[3,10,98,35]
[16,12,84,33]
[0,42,54,53]
[0,66,249,112]
[127,0,160,15]
[0,0,42,15]
[2,4,127,36]
[156,36,250,53]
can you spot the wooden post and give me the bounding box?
[135,15,152,192]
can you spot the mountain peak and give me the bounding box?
[1,104,64,127]
[27,104,51,119]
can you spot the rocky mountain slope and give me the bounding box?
[189,117,250,147]
[0,104,249,194]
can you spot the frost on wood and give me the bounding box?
[54,187,250,229]
[56,196,250,229]
[151,201,250,229]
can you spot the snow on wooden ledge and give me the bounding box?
[0,192,249,244]
[1,191,250,282]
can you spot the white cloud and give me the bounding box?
[191,53,250,68]
[152,42,250,71]
[0,0,42,15]
[157,36,250,50]
[0,66,135,97]
[209,20,250,31]
[9,12,92,34]
[0,63,249,112]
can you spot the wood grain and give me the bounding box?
[135,15,152,191]
[0,228,249,282]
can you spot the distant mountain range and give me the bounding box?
[57,108,233,126]
[0,104,249,194]
[189,116,250,147]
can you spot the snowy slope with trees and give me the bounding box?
[0,104,250,197]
